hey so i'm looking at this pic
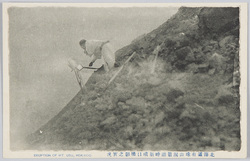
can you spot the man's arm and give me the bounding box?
[89,55,98,66]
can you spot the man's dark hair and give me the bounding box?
[79,39,86,46]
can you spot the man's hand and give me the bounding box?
[89,62,93,67]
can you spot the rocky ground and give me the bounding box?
[26,7,241,151]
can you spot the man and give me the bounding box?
[79,39,115,72]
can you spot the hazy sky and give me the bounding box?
[8,6,178,146]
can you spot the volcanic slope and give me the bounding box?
[27,7,241,151]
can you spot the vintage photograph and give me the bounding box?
[2,3,247,158]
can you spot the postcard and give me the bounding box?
[2,3,247,158]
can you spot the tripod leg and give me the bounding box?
[74,70,83,92]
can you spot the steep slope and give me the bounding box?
[26,7,240,151]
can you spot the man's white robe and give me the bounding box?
[85,40,115,72]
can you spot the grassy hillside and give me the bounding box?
[26,7,240,151]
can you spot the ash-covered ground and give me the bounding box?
[26,7,241,151]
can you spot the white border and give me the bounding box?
[2,2,248,159]
[1,2,248,8]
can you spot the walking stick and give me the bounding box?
[108,52,136,85]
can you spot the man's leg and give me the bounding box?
[103,61,109,72]
[102,55,110,72]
